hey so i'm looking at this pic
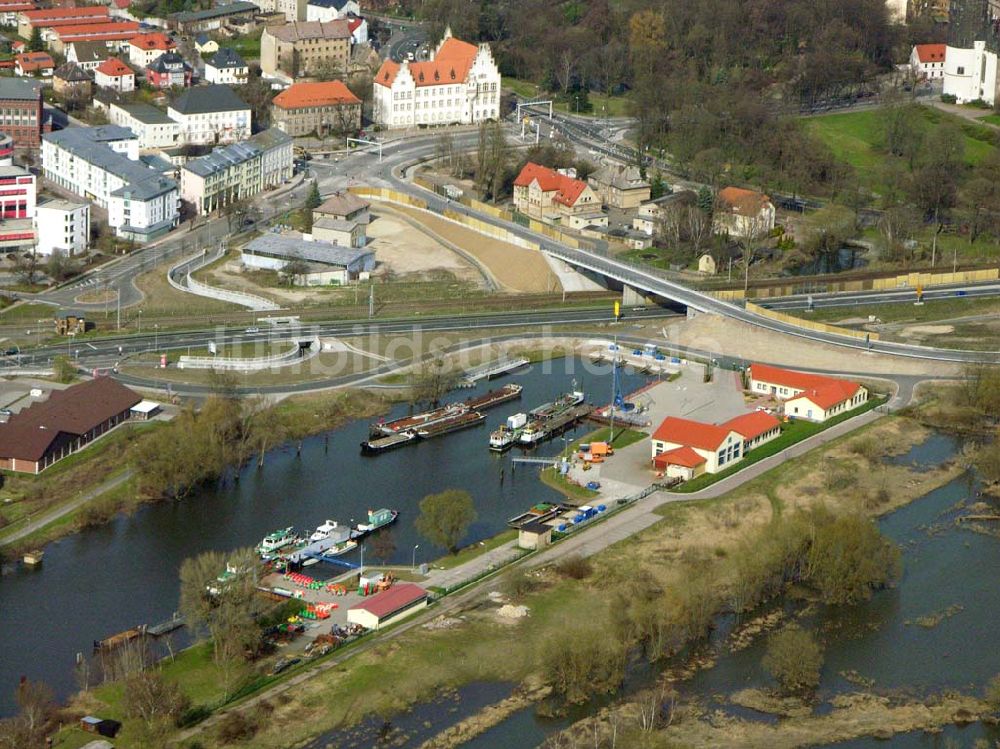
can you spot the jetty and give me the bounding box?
[460,358,529,386]
[147,612,184,637]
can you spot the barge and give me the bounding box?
[416,410,487,438]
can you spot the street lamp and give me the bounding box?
[412,544,420,571]
[154,324,159,352]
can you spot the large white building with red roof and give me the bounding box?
[513,162,601,221]
[749,363,868,423]
[651,410,781,479]
[372,27,500,129]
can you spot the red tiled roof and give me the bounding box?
[718,186,770,217]
[374,35,478,89]
[95,56,132,76]
[651,416,735,452]
[347,15,362,32]
[750,363,861,410]
[914,43,945,63]
[22,6,106,21]
[514,162,589,207]
[15,51,53,71]
[0,377,141,463]
[130,32,174,51]
[348,583,427,619]
[653,445,706,469]
[56,21,140,40]
[273,80,360,109]
[721,410,781,441]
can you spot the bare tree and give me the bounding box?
[13,251,40,286]
[280,256,310,286]
[736,214,769,291]
[685,205,711,256]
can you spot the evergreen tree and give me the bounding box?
[305,182,322,211]
[697,185,714,215]
[28,26,43,53]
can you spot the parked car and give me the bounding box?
[270,657,300,675]
[245,326,260,334]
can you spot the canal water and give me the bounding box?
[453,432,1000,748]
[0,357,650,716]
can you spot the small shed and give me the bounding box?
[517,518,553,550]
[80,716,122,737]
[347,583,427,630]
[130,400,161,420]
[55,312,86,335]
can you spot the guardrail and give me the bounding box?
[177,337,319,371]
[168,249,280,311]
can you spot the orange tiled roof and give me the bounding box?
[514,162,588,207]
[750,363,861,410]
[652,416,735,452]
[130,32,174,51]
[15,51,53,71]
[55,21,140,40]
[914,43,945,63]
[374,36,479,89]
[718,186,771,216]
[21,6,106,20]
[721,410,781,441]
[653,446,706,469]
[95,56,133,76]
[272,80,360,109]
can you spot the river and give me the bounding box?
[444,431,1000,748]
[0,357,650,716]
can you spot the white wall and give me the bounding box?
[944,42,998,105]
[204,62,248,85]
[35,203,89,256]
[167,106,251,145]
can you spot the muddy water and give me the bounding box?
[449,432,1000,747]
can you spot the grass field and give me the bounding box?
[806,106,997,190]
[979,113,1000,127]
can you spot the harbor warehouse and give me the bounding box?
[347,583,428,630]
[241,234,374,285]
[0,377,141,473]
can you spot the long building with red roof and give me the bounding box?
[513,161,601,221]
[650,409,781,479]
[749,363,868,423]
[373,27,499,129]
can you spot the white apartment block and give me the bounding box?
[373,27,500,129]
[42,125,179,242]
[108,102,181,150]
[305,0,359,22]
[167,84,251,146]
[180,128,293,215]
[35,200,90,256]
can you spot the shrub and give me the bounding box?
[554,554,593,580]
[940,93,957,104]
[762,626,824,694]
[986,674,1000,711]
[499,568,536,599]
[215,712,258,744]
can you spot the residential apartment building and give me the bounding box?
[167,84,251,145]
[65,41,112,71]
[42,125,179,241]
[146,52,192,88]
[305,0,359,22]
[0,78,44,149]
[180,127,292,215]
[34,199,89,256]
[631,190,696,236]
[373,28,500,128]
[274,0,307,22]
[910,43,946,79]
[94,56,134,92]
[713,186,775,238]
[14,52,54,77]
[53,62,92,100]
[271,79,360,136]
[587,164,650,210]
[0,0,33,28]
[512,162,601,221]
[108,102,180,149]
[260,20,351,78]
[127,31,175,67]
[204,48,248,85]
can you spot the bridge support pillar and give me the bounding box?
[622,284,646,308]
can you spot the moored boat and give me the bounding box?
[257,527,299,558]
[353,508,399,538]
[416,410,486,438]
[310,519,340,543]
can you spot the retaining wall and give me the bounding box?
[745,301,880,341]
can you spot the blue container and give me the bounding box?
[558,524,567,532]
[597,505,606,512]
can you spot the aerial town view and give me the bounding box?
[3,0,1000,746]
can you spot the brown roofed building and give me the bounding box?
[271,79,360,136]
[513,162,601,221]
[314,190,369,223]
[0,377,141,473]
[53,61,92,101]
[260,20,351,78]
[713,186,775,238]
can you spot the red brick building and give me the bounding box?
[0,78,45,149]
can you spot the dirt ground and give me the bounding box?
[366,209,484,283]
[660,314,965,378]
[391,205,561,293]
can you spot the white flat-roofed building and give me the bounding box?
[42,125,179,242]
[108,102,181,150]
[373,27,500,129]
[34,199,90,256]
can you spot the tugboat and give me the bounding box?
[352,508,399,539]
[257,527,299,559]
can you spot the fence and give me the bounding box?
[745,301,880,341]
[168,249,280,311]
[871,267,1000,290]
[177,337,318,371]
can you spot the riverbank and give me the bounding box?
[155,404,963,749]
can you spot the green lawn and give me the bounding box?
[979,113,1000,127]
[431,528,518,570]
[806,106,997,190]
[227,30,262,60]
[789,292,1000,326]
[674,396,888,493]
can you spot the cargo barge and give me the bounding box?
[362,383,522,453]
